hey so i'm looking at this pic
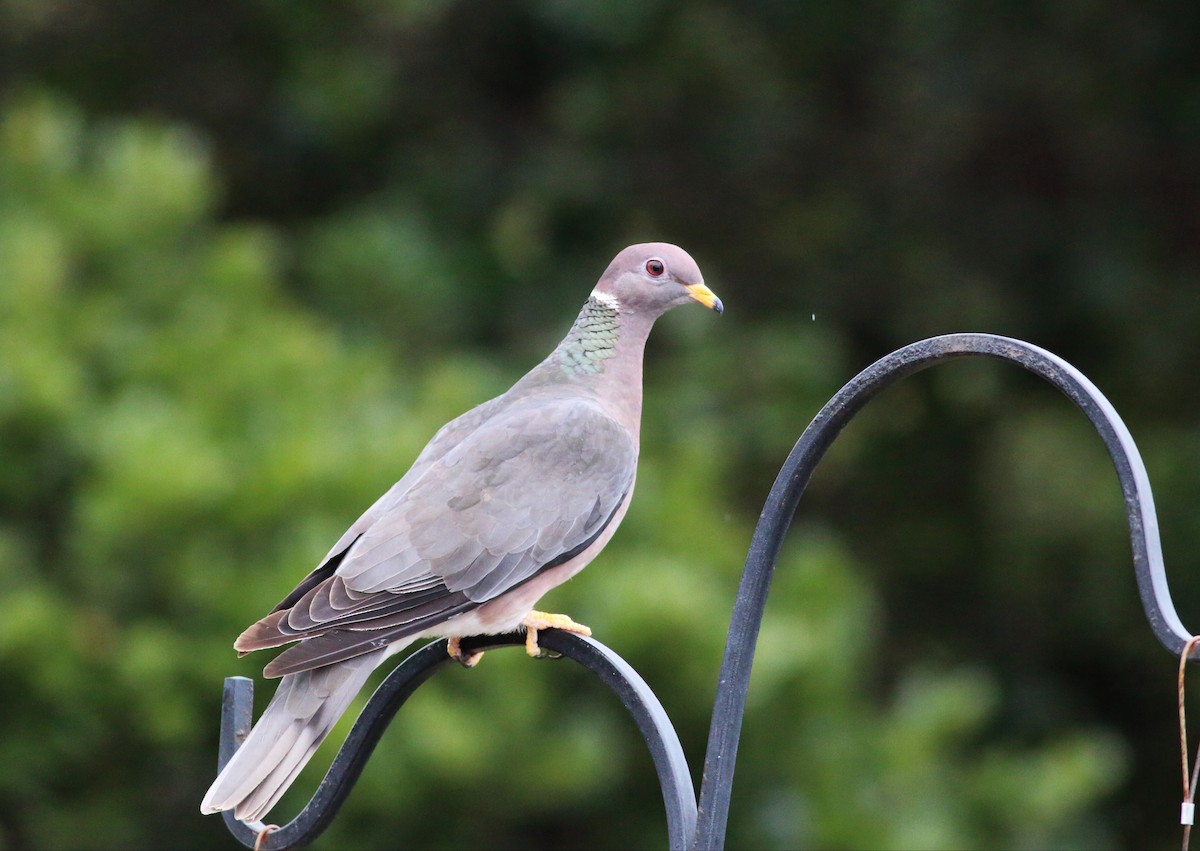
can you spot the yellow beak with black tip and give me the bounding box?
[686,282,724,314]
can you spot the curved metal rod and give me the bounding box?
[218,631,696,850]
[217,332,1190,850]
[691,331,1193,849]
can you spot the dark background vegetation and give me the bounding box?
[2,1,1199,848]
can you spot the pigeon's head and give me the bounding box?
[593,242,723,317]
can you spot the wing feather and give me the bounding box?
[237,397,637,675]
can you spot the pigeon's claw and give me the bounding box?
[447,636,484,668]
[253,824,279,851]
[522,610,592,658]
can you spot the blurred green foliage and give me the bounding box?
[1,1,1198,848]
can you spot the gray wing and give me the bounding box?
[249,394,514,620]
[319,394,513,564]
[241,397,636,676]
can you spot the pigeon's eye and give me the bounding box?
[645,259,665,277]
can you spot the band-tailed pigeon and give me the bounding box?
[200,243,722,823]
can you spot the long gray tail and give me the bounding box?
[200,649,386,823]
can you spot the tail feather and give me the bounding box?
[200,649,387,822]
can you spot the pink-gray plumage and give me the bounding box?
[200,243,722,823]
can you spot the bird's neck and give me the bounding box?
[532,294,657,434]
[556,294,624,376]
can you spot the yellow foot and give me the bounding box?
[447,636,484,668]
[522,610,591,658]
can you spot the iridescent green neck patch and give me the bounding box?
[559,296,620,375]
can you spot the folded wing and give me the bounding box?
[236,397,636,677]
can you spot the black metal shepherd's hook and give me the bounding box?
[215,333,1195,850]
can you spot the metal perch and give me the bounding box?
[215,333,1193,850]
